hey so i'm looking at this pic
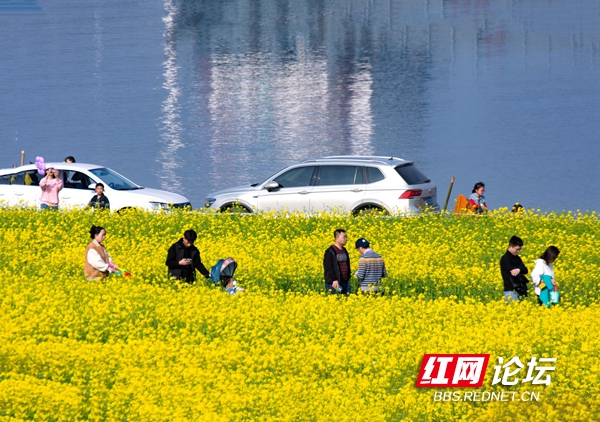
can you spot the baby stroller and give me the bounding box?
[209,257,238,287]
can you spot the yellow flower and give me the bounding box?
[0,208,598,420]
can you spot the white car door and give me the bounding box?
[0,173,14,205]
[59,169,97,209]
[309,165,366,213]
[10,170,40,208]
[256,165,317,213]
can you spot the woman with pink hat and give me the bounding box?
[39,166,63,210]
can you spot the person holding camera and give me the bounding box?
[166,230,210,284]
[500,235,529,303]
[39,166,63,210]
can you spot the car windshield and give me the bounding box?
[89,167,142,190]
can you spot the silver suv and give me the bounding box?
[205,156,439,215]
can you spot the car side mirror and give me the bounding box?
[88,183,97,190]
[263,181,280,191]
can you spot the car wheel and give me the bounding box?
[353,205,387,216]
[116,207,134,214]
[220,203,252,214]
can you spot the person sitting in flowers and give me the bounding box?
[215,257,244,294]
[467,182,488,214]
[84,225,119,281]
[221,276,245,295]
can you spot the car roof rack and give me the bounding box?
[302,156,408,166]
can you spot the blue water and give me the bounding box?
[1,0,599,211]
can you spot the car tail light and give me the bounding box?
[399,189,422,199]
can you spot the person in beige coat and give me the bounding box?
[85,225,118,280]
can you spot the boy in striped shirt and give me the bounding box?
[355,238,387,293]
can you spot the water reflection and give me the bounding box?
[164,0,378,190]
[204,51,375,186]
[347,65,374,155]
[93,11,104,141]
[154,0,600,209]
[2,0,600,211]
[158,0,184,192]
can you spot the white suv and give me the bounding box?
[0,162,191,212]
[205,156,439,215]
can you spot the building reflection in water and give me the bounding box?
[158,0,184,192]
[157,0,600,206]
[159,0,378,191]
[204,41,375,186]
[92,10,104,143]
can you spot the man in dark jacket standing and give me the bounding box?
[500,235,529,303]
[166,230,210,284]
[323,228,351,295]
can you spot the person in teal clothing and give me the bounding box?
[468,182,487,213]
[531,246,561,307]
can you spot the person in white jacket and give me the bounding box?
[531,246,560,304]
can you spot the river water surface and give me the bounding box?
[1,0,599,211]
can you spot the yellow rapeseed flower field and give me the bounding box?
[0,208,598,420]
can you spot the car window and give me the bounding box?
[365,167,385,184]
[11,171,25,185]
[317,165,363,186]
[63,171,92,190]
[394,164,430,184]
[0,175,9,185]
[89,167,139,190]
[273,166,316,188]
[24,170,41,186]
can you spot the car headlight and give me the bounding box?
[149,201,172,210]
[205,198,216,208]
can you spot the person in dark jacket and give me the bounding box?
[166,230,210,283]
[88,183,110,209]
[323,228,351,295]
[500,235,529,303]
